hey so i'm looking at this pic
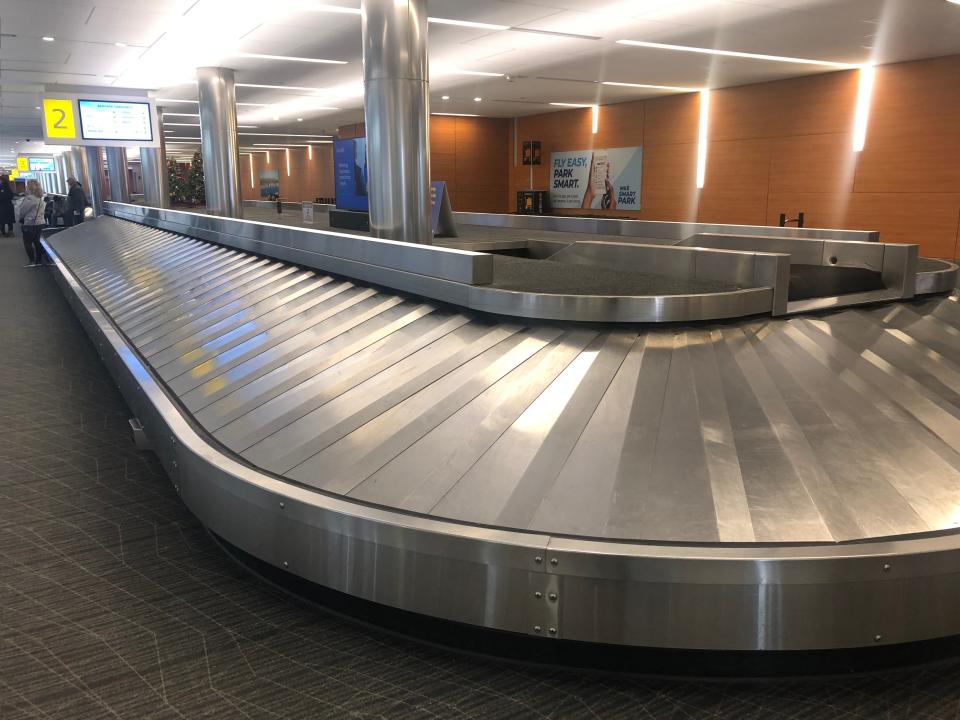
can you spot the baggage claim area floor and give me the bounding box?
[4,225,960,720]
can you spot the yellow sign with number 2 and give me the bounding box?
[43,98,77,139]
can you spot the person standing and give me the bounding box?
[65,176,87,227]
[18,179,47,267]
[0,174,14,236]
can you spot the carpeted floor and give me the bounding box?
[3,226,960,719]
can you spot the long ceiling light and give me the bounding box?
[237,82,333,92]
[549,102,594,108]
[164,122,200,126]
[432,113,480,117]
[237,52,347,64]
[308,3,360,14]
[616,39,856,69]
[428,17,509,31]
[602,81,700,92]
[239,132,332,137]
[696,90,710,189]
[448,69,504,77]
[852,65,875,152]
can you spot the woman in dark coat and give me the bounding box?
[0,174,15,237]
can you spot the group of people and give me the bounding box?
[0,174,90,267]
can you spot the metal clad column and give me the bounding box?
[106,147,130,203]
[361,0,431,244]
[83,146,105,216]
[141,107,170,208]
[197,67,243,218]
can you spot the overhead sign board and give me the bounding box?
[78,99,153,142]
[41,93,159,148]
[28,157,56,173]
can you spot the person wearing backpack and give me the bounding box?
[18,179,47,267]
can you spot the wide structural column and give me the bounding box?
[83,146,106,217]
[141,107,170,208]
[105,147,130,203]
[361,0,431,244]
[197,67,243,218]
[69,147,86,189]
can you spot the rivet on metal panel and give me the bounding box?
[549,592,558,602]
[534,591,542,599]
[174,484,179,494]
[874,634,883,642]
[283,561,289,568]
[534,556,543,564]
[533,625,541,633]
[882,563,891,572]
[548,627,557,635]
[171,460,178,469]
[550,558,558,566]
[280,502,286,509]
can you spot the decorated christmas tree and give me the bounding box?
[167,159,187,205]
[187,151,205,205]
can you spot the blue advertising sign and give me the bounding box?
[333,137,368,211]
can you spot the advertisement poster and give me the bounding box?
[334,137,369,211]
[259,169,279,198]
[549,146,642,211]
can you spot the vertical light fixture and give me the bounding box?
[308,144,313,160]
[285,148,291,176]
[266,151,271,165]
[591,105,599,134]
[853,64,875,152]
[248,153,254,188]
[696,89,710,189]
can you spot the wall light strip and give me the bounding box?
[285,148,291,177]
[696,89,710,189]
[249,152,255,188]
[237,52,347,64]
[592,105,599,135]
[549,102,593,108]
[852,65,875,152]
[616,39,856,69]
[308,144,313,160]
[602,81,700,92]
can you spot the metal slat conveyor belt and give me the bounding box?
[44,216,960,653]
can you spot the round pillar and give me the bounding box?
[197,67,243,217]
[361,0,431,244]
[106,147,130,203]
[141,107,170,208]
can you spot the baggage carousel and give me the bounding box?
[42,203,960,655]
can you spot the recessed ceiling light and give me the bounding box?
[602,81,700,92]
[272,115,280,120]
[237,52,347,65]
[297,118,303,122]
[441,95,450,100]
[115,42,127,47]
[616,39,855,69]
[473,97,482,102]
[35,106,40,110]
[428,17,509,31]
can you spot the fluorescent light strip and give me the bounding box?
[550,102,594,108]
[428,17,508,31]
[508,27,600,40]
[253,143,311,147]
[602,81,700,92]
[285,148,291,177]
[852,65,875,152]
[163,112,200,117]
[249,153,254,188]
[592,105,599,134]
[237,82,331,92]
[165,136,201,140]
[432,113,480,117]
[239,132,332,137]
[308,145,312,160]
[237,125,258,128]
[163,122,200,126]
[306,140,333,144]
[155,98,197,104]
[156,99,268,108]
[616,39,855,69]
[308,3,360,14]
[237,51,347,64]
[696,90,710,189]
[448,69,504,77]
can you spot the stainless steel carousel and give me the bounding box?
[43,201,960,654]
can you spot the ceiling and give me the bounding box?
[2,0,960,162]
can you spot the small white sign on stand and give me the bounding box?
[301,201,315,224]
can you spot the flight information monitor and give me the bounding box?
[78,99,153,142]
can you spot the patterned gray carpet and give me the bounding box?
[3,228,960,718]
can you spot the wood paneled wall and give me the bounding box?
[284,116,511,213]
[241,144,335,203]
[509,54,960,258]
